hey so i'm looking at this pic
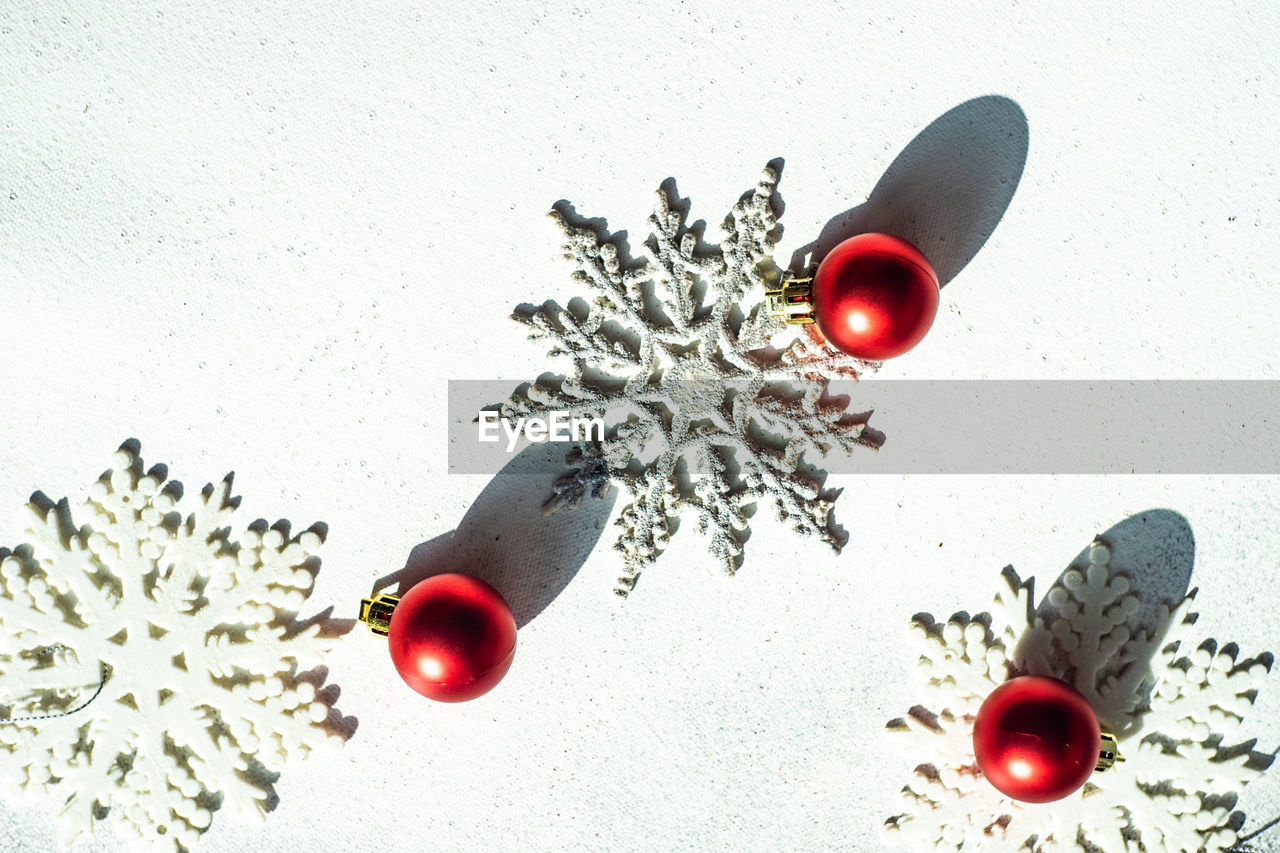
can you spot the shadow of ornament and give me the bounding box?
[883,513,1274,853]
[0,440,352,850]
[372,442,615,629]
[788,94,1029,287]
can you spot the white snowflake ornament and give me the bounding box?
[0,442,346,850]
[502,165,879,595]
[884,539,1272,852]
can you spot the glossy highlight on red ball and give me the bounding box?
[387,573,517,703]
[972,675,1102,803]
[810,233,939,360]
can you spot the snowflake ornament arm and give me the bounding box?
[0,443,346,851]
[501,165,877,595]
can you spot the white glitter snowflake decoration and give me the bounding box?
[884,538,1272,852]
[501,165,878,595]
[0,442,346,850]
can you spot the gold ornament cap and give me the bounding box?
[763,275,816,325]
[358,593,400,638]
[1095,731,1125,772]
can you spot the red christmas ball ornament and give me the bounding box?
[766,232,940,360]
[973,675,1123,803]
[358,573,517,703]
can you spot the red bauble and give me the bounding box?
[972,675,1102,803]
[387,573,517,703]
[811,233,939,360]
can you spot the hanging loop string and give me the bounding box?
[0,646,111,725]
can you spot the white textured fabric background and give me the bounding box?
[2,1,1280,851]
